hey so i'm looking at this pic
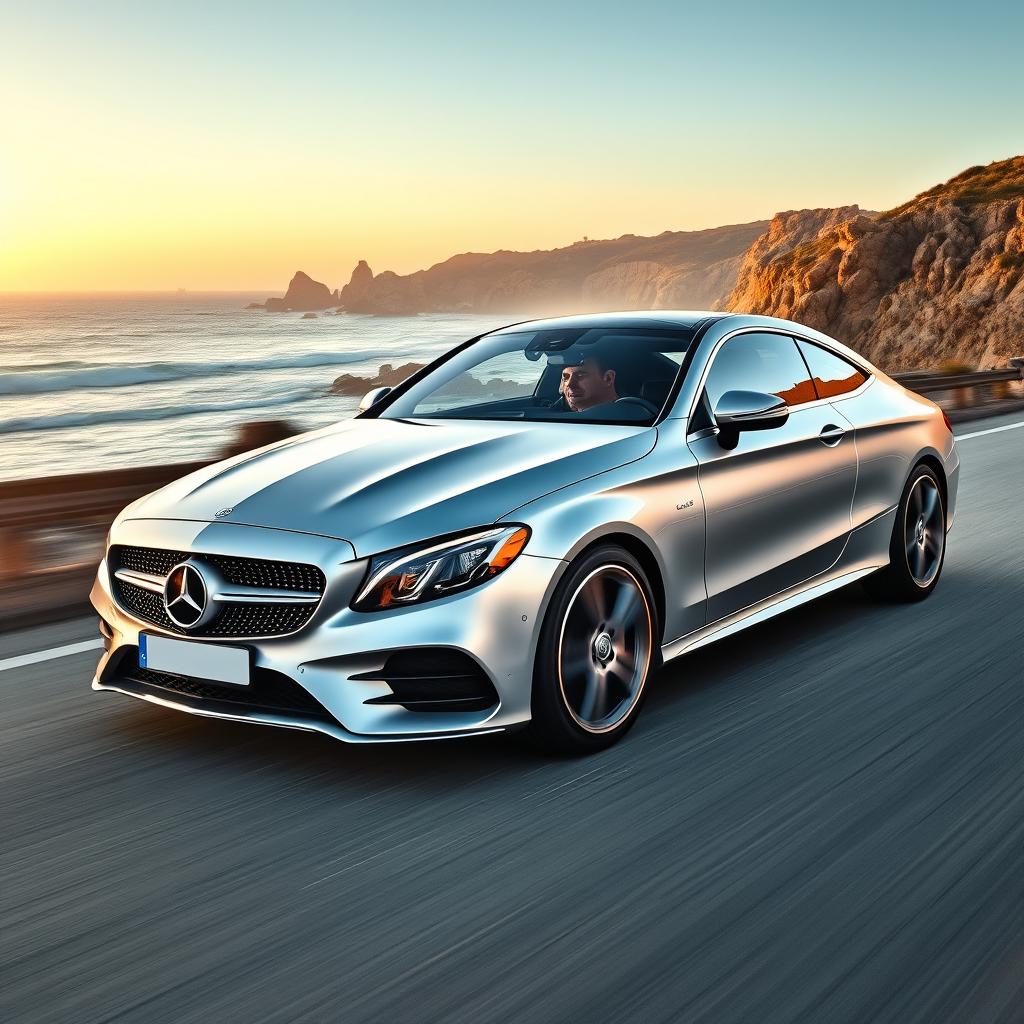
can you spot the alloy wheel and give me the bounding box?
[904,475,944,587]
[557,565,653,734]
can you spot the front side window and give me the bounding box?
[703,332,815,410]
[405,350,537,415]
[379,327,694,425]
[797,340,868,398]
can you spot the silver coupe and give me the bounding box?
[91,312,958,752]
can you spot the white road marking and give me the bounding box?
[0,638,103,673]
[957,419,1024,441]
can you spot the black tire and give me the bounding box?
[526,545,657,754]
[863,462,947,602]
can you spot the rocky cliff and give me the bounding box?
[727,158,1024,369]
[337,222,769,316]
[261,271,339,312]
[256,158,1024,371]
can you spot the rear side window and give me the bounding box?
[798,340,867,398]
[704,332,816,409]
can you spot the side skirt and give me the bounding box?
[661,505,896,664]
[661,566,877,663]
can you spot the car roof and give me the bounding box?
[486,311,879,376]
[489,310,726,334]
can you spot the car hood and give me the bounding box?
[124,417,656,556]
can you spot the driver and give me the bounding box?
[559,355,619,412]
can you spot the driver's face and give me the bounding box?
[561,360,616,412]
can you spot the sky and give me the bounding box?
[1,0,1022,292]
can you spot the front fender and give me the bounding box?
[500,431,707,642]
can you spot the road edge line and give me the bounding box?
[0,638,103,673]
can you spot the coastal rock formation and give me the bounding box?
[342,260,375,304]
[330,361,426,395]
[580,253,749,311]
[262,158,1024,372]
[727,158,1024,369]
[262,271,339,312]
[337,222,769,316]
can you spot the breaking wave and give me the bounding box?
[0,389,329,434]
[0,350,382,396]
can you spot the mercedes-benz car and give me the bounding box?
[90,312,959,752]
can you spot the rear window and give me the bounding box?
[797,340,868,399]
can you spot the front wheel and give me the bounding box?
[863,463,946,602]
[526,546,656,754]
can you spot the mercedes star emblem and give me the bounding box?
[163,562,210,629]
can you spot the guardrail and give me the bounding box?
[893,359,1024,394]
[0,420,299,629]
[1,362,1022,629]
[2,461,207,534]
[0,461,212,629]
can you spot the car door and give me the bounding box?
[686,331,858,623]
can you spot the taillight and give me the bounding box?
[941,409,953,433]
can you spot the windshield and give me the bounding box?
[377,326,694,425]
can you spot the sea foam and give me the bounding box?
[0,350,382,396]
[0,389,327,434]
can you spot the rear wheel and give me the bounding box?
[527,546,655,754]
[863,463,946,602]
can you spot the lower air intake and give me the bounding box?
[354,649,499,712]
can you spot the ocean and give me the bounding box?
[0,293,505,481]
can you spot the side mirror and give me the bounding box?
[713,389,789,448]
[358,386,392,413]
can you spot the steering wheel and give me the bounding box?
[614,396,659,417]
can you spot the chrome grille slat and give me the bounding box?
[210,584,320,604]
[109,545,326,638]
[113,568,166,594]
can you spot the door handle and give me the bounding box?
[819,424,846,446]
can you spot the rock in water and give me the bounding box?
[330,361,426,395]
[262,271,337,312]
[341,260,374,306]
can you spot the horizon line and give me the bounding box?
[0,289,280,296]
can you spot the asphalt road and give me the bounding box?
[3,414,1023,1024]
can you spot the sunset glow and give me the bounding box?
[2,0,1022,291]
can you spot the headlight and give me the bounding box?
[352,525,530,611]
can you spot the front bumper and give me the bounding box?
[92,518,565,742]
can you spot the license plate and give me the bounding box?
[139,633,250,687]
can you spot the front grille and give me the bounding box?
[107,648,332,721]
[201,603,317,637]
[118,545,182,577]
[202,554,321,592]
[114,545,323,592]
[119,579,176,631]
[110,545,326,638]
[354,649,499,712]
